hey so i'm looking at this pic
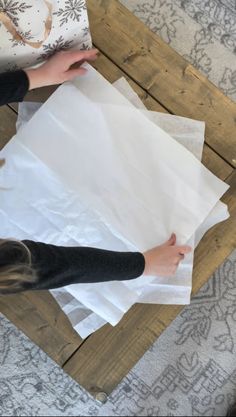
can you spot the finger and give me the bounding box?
[63,49,99,65]
[171,233,176,245]
[65,67,88,80]
[174,254,184,265]
[177,245,192,255]
[85,54,99,62]
[178,254,185,263]
[164,233,176,247]
[175,253,185,262]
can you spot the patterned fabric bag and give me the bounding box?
[0,0,92,73]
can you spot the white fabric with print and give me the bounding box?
[0,0,91,72]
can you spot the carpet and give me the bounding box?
[1,0,235,415]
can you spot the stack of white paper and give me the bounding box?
[0,64,229,337]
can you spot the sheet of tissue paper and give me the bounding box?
[55,76,229,336]
[0,64,229,330]
[9,82,230,338]
[51,77,229,337]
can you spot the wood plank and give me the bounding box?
[23,291,82,345]
[0,292,82,366]
[201,146,232,181]
[64,169,236,396]
[87,0,236,167]
[0,106,16,150]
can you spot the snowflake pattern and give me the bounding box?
[80,41,91,50]
[55,0,87,26]
[11,30,33,47]
[38,35,74,60]
[0,0,32,26]
[0,0,92,72]
[82,25,90,37]
[4,62,19,71]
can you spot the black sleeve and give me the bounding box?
[0,70,29,106]
[22,240,145,291]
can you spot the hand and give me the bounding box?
[24,49,99,90]
[143,233,192,277]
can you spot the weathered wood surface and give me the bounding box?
[0,291,82,366]
[0,106,16,150]
[0,0,235,398]
[87,0,236,168]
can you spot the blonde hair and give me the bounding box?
[0,238,36,294]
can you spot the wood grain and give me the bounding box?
[0,292,82,366]
[0,106,16,150]
[87,0,236,167]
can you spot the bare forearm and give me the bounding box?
[0,49,98,106]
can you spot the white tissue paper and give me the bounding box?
[0,64,229,334]
[53,77,229,337]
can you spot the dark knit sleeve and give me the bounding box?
[0,70,29,106]
[22,240,145,291]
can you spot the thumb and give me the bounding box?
[164,233,176,246]
[178,245,192,255]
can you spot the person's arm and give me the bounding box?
[0,49,98,107]
[21,234,191,292]
[0,70,29,106]
[22,240,145,291]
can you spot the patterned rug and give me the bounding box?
[121,0,236,102]
[1,0,236,415]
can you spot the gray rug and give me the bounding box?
[1,0,236,415]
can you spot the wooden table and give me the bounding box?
[0,0,236,400]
